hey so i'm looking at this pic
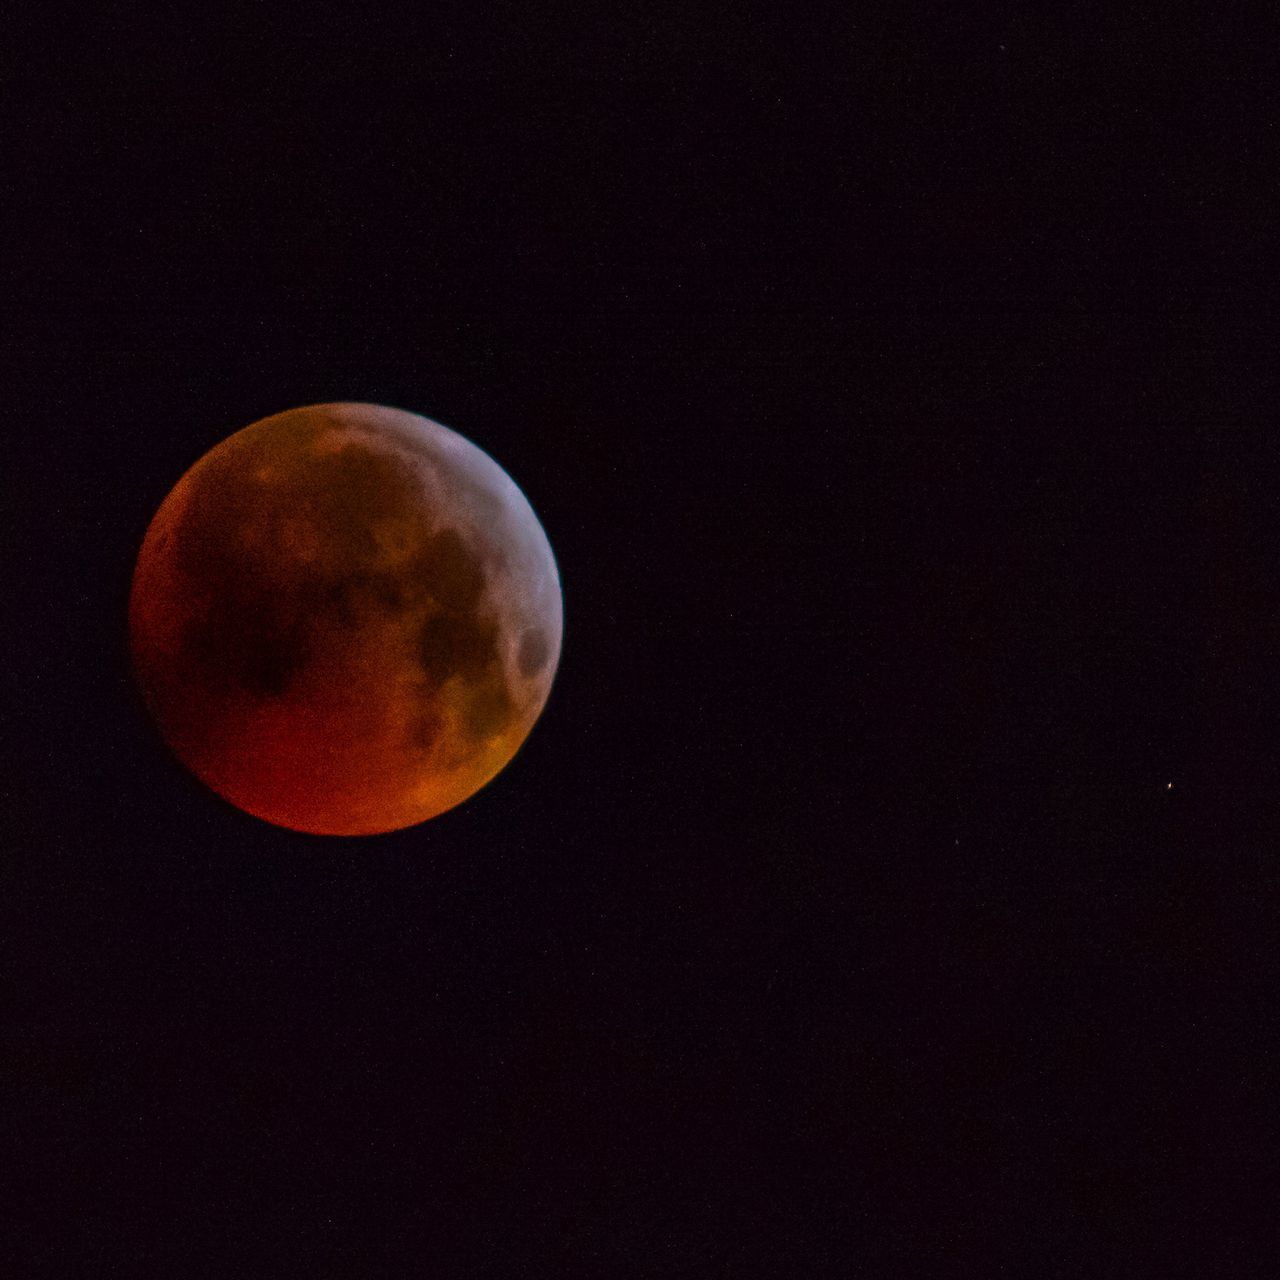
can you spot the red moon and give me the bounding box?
[128,403,562,835]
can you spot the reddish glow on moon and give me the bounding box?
[128,402,562,835]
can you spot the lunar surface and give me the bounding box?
[128,402,562,835]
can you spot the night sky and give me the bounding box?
[1,12,1255,1274]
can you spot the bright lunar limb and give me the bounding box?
[128,402,562,835]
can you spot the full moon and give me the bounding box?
[128,402,562,835]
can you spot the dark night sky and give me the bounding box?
[0,10,1261,1274]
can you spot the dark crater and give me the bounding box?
[517,627,550,678]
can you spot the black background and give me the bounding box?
[0,11,1257,1274]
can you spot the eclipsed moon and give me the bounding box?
[128,402,562,836]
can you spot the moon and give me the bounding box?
[128,402,562,835]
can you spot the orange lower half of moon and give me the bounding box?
[128,403,561,835]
